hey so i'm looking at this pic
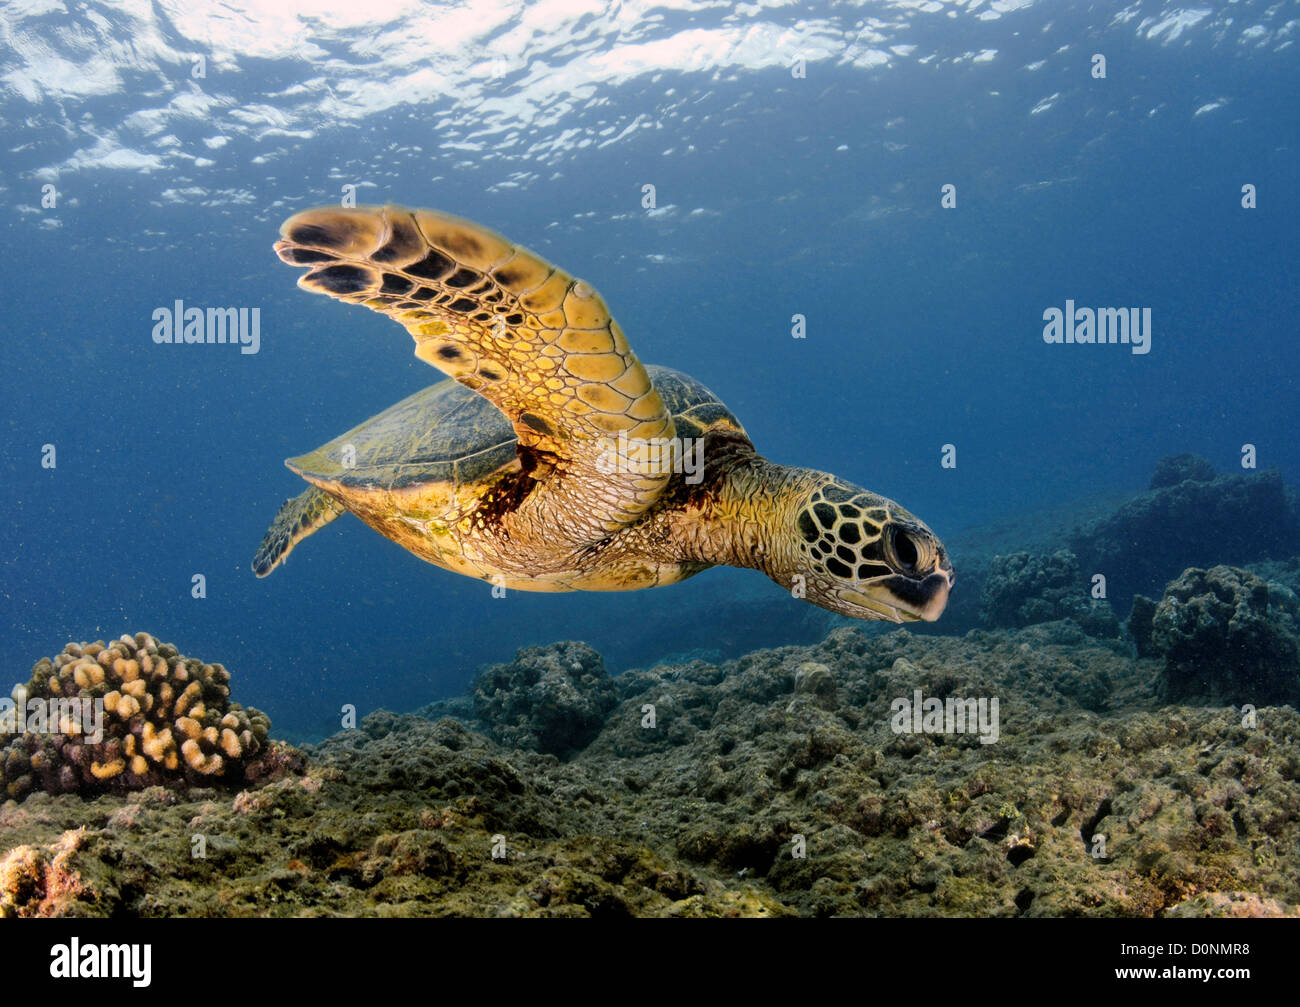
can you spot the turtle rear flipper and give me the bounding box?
[273,205,676,543]
[252,487,346,577]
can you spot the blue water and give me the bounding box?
[2,0,1297,738]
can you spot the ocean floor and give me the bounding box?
[3,620,1298,917]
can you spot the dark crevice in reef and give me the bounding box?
[1081,797,1113,851]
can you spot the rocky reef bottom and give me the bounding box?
[3,621,1299,918]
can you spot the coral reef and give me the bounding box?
[905,456,1296,643]
[1127,594,1159,658]
[1164,892,1300,918]
[1130,566,1300,706]
[0,828,113,917]
[5,626,1297,917]
[1247,557,1300,599]
[1149,452,1217,490]
[0,713,786,918]
[0,633,298,800]
[929,489,1141,639]
[978,549,1119,636]
[1068,468,1299,612]
[472,641,617,757]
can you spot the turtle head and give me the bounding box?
[789,479,953,623]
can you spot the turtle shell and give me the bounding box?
[286,365,744,491]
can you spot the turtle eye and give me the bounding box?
[887,525,920,572]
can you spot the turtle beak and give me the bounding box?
[845,570,952,623]
[908,571,952,622]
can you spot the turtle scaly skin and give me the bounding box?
[252,487,344,578]
[254,205,953,623]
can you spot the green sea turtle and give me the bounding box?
[253,205,953,623]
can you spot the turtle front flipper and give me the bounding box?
[252,487,346,577]
[274,205,676,541]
